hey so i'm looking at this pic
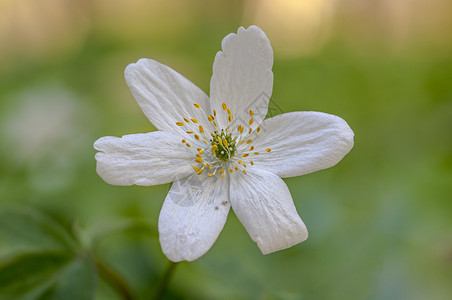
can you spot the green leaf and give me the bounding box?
[0,251,72,298]
[0,208,78,254]
[37,255,98,300]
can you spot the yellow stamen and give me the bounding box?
[221,174,226,178]
[181,139,186,143]
[265,148,271,152]
[186,131,194,134]
[246,139,253,144]
[206,164,213,170]
[250,161,254,165]
[195,157,203,163]
[213,109,216,116]
[242,153,249,157]
[186,143,192,148]
[197,148,203,154]
[223,138,229,147]
[194,103,201,109]
[192,166,200,172]
[249,109,254,116]
[257,126,261,133]
[243,170,247,175]
[176,122,184,126]
[183,118,190,123]
[235,166,238,170]
[249,118,254,126]
[239,140,245,144]
[249,128,252,134]
[243,164,247,168]
[227,108,232,115]
[229,169,233,173]
[199,125,204,133]
[198,169,204,175]
[254,152,259,155]
[208,116,213,122]
[217,137,223,147]
[238,160,243,164]
[228,115,232,122]
[238,125,243,133]
[222,103,227,110]
[250,146,254,151]
[194,134,200,140]
[208,173,215,177]
[220,169,224,174]
[191,118,199,123]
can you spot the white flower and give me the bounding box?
[94,25,354,262]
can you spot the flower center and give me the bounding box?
[175,102,271,178]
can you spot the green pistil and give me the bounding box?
[211,131,236,161]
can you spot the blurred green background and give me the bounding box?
[1,0,452,299]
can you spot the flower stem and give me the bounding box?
[94,256,136,300]
[152,261,178,300]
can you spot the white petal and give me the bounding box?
[252,111,354,178]
[210,25,273,130]
[125,58,211,135]
[94,131,194,186]
[158,173,230,262]
[230,168,308,254]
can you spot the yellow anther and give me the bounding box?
[211,149,216,154]
[227,108,232,115]
[194,103,201,109]
[197,148,203,154]
[250,146,254,151]
[194,134,200,140]
[186,143,192,148]
[242,153,250,157]
[195,157,203,163]
[229,168,233,173]
[257,126,261,133]
[238,160,243,164]
[208,116,213,122]
[250,161,254,165]
[228,116,232,122]
[208,173,215,177]
[217,137,223,146]
[191,118,199,123]
[181,139,186,143]
[238,125,243,133]
[221,173,226,178]
[235,166,238,170]
[249,118,254,126]
[265,148,271,152]
[176,122,184,126]
[220,169,224,174]
[186,131,194,134]
[249,128,252,134]
[254,152,259,155]
[212,144,218,150]
[203,140,208,144]
[243,164,247,168]
[192,166,200,172]
[198,169,204,175]
[199,125,204,133]
[213,109,217,116]
[222,103,227,110]
[249,109,254,116]
[183,118,190,123]
[239,140,245,144]
[206,164,213,170]
[243,170,247,175]
[246,139,253,144]
[223,139,229,147]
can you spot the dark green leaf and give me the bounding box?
[0,251,72,298]
[38,255,98,300]
[0,208,78,254]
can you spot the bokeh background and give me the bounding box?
[1,0,452,299]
